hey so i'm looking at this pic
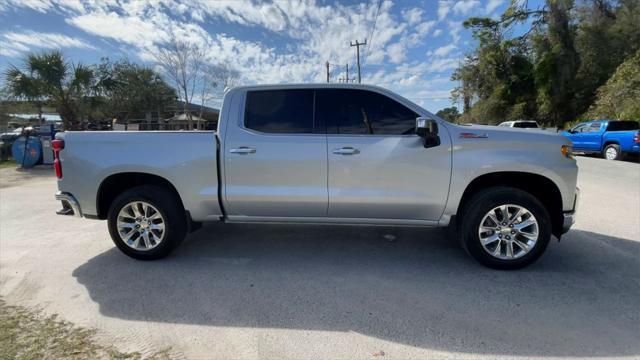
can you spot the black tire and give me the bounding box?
[458,187,551,270]
[107,185,187,260]
[603,143,622,160]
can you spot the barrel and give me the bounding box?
[12,136,42,168]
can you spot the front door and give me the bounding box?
[316,89,451,221]
[223,89,328,217]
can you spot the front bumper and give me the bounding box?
[561,187,580,234]
[55,191,82,217]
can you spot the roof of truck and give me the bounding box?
[229,83,389,92]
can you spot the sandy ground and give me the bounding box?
[1,156,639,359]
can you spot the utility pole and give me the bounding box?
[346,63,349,83]
[350,39,366,83]
[325,61,330,83]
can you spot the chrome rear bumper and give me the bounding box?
[55,191,82,217]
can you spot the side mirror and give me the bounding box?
[415,117,440,148]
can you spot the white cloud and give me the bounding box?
[438,0,453,20]
[387,43,406,64]
[401,7,423,25]
[452,0,481,15]
[0,31,96,57]
[416,20,436,36]
[448,21,464,43]
[1,0,461,109]
[485,0,504,14]
[66,12,169,48]
[430,44,457,57]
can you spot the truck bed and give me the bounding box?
[56,131,222,221]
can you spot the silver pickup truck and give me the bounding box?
[53,84,579,269]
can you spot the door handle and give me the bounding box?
[332,147,360,155]
[229,146,256,154]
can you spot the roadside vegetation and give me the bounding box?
[1,36,239,131]
[0,300,170,360]
[450,0,640,127]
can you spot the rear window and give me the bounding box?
[244,90,314,133]
[607,121,639,131]
[513,122,538,128]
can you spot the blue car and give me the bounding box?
[563,120,640,160]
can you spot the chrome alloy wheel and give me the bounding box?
[117,201,165,251]
[605,146,618,160]
[478,204,539,260]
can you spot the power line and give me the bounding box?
[363,0,382,67]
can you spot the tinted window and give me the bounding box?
[245,90,314,133]
[572,124,589,133]
[607,121,639,131]
[513,122,538,128]
[588,123,601,132]
[316,89,419,135]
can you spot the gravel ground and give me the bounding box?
[1,156,639,359]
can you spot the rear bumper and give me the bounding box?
[561,187,580,234]
[55,191,82,217]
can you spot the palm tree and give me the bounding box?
[4,51,95,130]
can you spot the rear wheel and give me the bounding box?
[107,185,187,260]
[459,187,551,270]
[603,144,622,160]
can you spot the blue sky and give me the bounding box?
[0,0,517,112]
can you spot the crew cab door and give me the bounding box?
[567,122,603,151]
[316,89,451,221]
[581,122,605,151]
[222,89,328,217]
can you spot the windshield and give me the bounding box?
[513,122,538,128]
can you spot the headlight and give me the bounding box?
[561,145,573,159]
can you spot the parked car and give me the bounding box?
[52,84,579,269]
[498,120,539,128]
[562,120,640,160]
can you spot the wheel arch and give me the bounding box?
[96,172,184,220]
[456,172,564,237]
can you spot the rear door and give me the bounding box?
[316,89,451,221]
[223,89,328,217]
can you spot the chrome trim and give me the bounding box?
[55,191,82,217]
[561,187,580,234]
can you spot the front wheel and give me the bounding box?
[603,144,622,160]
[458,187,551,270]
[107,185,187,260]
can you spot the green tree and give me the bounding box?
[533,0,580,126]
[3,51,95,130]
[452,5,538,124]
[95,58,176,122]
[587,49,640,120]
[435,106,461,122]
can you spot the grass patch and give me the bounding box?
[0,299,171,360]
[0,160,17,169]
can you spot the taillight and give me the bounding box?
[634,132,640,144]
[52,139,64,178]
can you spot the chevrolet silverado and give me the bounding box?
[53,84,579,269]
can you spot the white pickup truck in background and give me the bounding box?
[53,84,579,269]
